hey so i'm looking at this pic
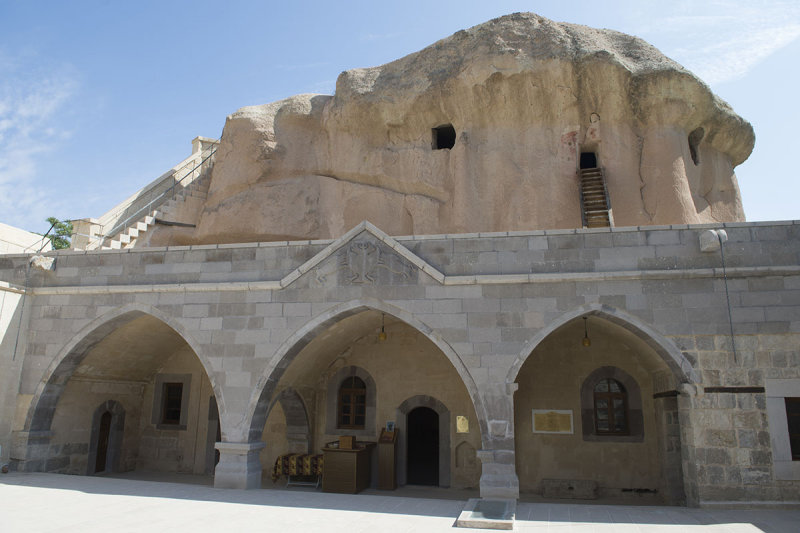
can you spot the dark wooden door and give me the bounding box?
[407,407,439,485]
[95,411,112,473]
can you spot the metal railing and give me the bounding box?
[95,145,217,248]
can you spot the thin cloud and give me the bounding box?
[0,52,78,232]
[360,32,403,42]
[633,0,800,84]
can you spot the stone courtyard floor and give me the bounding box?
[1,472,799,532]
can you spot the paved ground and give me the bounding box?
[1,473,799,532]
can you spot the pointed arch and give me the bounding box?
[506,303,699,385]
[245,297,486,444]
[24,302,224,436]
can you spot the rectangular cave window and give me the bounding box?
[432,124,456,150]
[580,152,597,169]
[161,382,184,425]
[787,397,800,460]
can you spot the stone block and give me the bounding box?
[741,466,771,485]
[432,299,463,313]
[705,429,736,447]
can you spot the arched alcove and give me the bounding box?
[21,305,222,479]
[246,299,485,445]
[246,300,481,490]
[507,303,698,386]
[513,309,687,504]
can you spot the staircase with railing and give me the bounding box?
[72,137,218,250]
[578,167,613,228]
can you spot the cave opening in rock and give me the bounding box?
[688,127,704,166]
[432,124,456,150]
[580,152,598,169]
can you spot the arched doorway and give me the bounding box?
[87,400,126,475]
[23,310,221,481]
[95,412,112,473]
[512,312,688,504]
[407,406,439,485]
[397,394,451,488]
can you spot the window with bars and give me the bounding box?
[338,376,367,429]
[787,397,800,461]
[593,378,629,435]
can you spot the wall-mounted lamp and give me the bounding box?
[582,317,591,347]
[378,313,387,342]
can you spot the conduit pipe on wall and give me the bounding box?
[714,229,738,364]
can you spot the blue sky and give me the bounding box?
[1,0,799,234]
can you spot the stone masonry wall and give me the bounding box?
[0,220,798,503]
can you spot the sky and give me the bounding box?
[1,0,799,234]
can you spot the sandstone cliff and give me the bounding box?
[185,12,754,244]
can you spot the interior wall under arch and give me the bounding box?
[269,314,482,489]
[260,403,290,482]
[48,345,217,475]
[514,318,681,502]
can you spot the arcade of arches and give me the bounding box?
[22,306,690,504]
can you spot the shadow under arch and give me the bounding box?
[24,302,225,436]
[266,387,312,454]
[245,298,487,444]
[506,303,700,386]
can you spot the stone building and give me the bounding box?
[0,13,798,512]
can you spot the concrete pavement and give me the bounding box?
[1,473,798,532]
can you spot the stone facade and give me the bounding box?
[1,220,799,506]
[0,12,796,513]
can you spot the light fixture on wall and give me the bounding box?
[378,313,387,342]
[582,317,591,347]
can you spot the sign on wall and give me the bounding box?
[532,409,573,434]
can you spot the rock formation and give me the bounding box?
[187,12,754,244]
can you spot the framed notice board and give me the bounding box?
[532,409,573,434]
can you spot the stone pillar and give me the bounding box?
[677,383,700,506]
[477,383,519,500]
[477,448,519,500]
[10,430,52,472]
[214,441,265,489]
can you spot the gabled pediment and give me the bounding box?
[279,221,445,289]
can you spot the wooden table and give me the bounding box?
[322,443,375,494]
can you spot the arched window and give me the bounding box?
[580,367,643,442]
[338,376,367,429]
[593,378,628,435]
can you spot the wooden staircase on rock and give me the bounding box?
[579,167,613,228]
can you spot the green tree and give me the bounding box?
[43,217,73,250]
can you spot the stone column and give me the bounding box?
[477,383,519,500]
[214,441,265,489]
[10,430,52,472]
[677,383,700,506]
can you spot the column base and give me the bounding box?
[477,449,519,500]
[214,441,265,489]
